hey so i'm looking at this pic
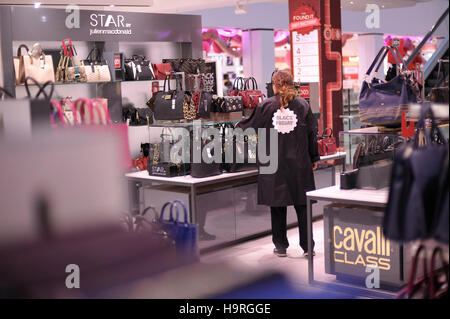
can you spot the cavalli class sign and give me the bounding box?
[333,225,391,270]
[324,204,406,287]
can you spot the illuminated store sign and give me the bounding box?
[333,225,391,270]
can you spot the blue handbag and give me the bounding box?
[160,200,198,259]
[359,46,418,127]
[384,103,448,242]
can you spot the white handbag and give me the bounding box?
[13,44,29,85]
[83,63,111,83]
[82,48,111,83]
[22,43,55,85]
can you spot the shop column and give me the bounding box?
[358,33,385,84]
[241,29,275,96]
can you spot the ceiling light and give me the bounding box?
[381,5,385,8]
[350,1,354,4]
[34,2,41,8]
[109,4,115,7]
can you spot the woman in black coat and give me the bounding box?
[238,70,319,257]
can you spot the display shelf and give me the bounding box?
[150,119,240,128]
[126,169,258,187]
[306,185,389,207]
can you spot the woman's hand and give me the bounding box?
[312,162,318,170]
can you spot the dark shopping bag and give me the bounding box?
[383,103,449,242]
[159,200,198,260]
[317,128,337,156]
[153,75,185,120]
[359,46,419,127]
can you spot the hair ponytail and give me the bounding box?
[272,70,297,110]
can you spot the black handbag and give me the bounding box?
[383,103,449,242]
[213,96,243,113]
[153,75,185,121]
[221,124,258,173]
[190,129,222,178]
[124,55,155,81]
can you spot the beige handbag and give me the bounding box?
[22,43,55,84]
[83,63,111,83]
[13,44,29,84]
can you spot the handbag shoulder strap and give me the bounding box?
[374,46,405,73]
[91,98,112,125]
[0,87,14,99]
[366,46,388,76]
[24,77,54,100]
[74,98,95,125]
[160,201,175,222]
[16,44,29,57]
[245,77,258,90]
[170,200,188,224]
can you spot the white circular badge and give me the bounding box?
[272,108,298,134]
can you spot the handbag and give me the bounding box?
[123,104,153,126]
[240,77,265,109]
[229,77,245,97]
[124,55,155,81]
[317,128,337,156]
[152,63,173,80]
[384,103,448,242]
[359,46,419,127]
[222,124,258,173]
[82,48,111,83]
[22,43,55,85]
[186,74,212,119]
[428,247,449,299]
[396,245,429,299]
[190,129,222,178]
[160,200,198,259]
[214,96,243,113]
[13,44,29,85]
[153,75,185,121]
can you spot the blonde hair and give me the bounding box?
[272,70,297,110]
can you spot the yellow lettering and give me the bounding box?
[364,230,376,255]
[366,256,378,267]
[343,227,355,251]
[354,229,366,253]
[381,228,385,256]
[334,251,345,263]
[377,227,381,255]
[344,252,355,264]
[333,226,343,249]
[354,254,366,266]
[386,238,390,257]
[378,258,391,271]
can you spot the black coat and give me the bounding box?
[238,96,319,206]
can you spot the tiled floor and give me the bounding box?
[201,219,337,293]
[200,219,397,299]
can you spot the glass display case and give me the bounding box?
[339,127,405,190]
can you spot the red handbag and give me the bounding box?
[133,157,148,171]
[152,63,173,80]
[317,128,337,156]
[240,77,265,109]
